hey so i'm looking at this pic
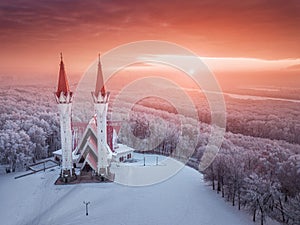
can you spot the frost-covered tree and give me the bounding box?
[242,173,279,225]
[0,86,60,171]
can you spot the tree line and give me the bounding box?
[117,102,300,225]
[0,86,60,172]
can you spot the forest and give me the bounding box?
[117,93,300,225]
[0,85,299,225]
[0,86,60,172]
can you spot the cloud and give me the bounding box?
[0,0,300,60]
[286,64,300,70]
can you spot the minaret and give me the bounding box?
[55,53,74,182]
[92,54,113,179]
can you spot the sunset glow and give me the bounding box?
[1,2,300,223]
[0,0,299,86]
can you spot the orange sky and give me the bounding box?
[0,0,300,86]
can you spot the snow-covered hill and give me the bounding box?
[0,157,279,225]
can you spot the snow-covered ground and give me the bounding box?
[0,154,279,225]
[112,153,185,186]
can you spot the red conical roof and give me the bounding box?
[94,53,106,97]
[56,53,70,97]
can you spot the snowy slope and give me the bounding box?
[0,156,279,225]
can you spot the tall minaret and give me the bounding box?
[92,54,112,178]
[55,53,74,182]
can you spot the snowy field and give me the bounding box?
[0,155,279,225]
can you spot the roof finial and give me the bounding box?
[98,53,101,64]
[60,52,63,62]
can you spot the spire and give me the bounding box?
[56,52,70,97]
[94,53,106,97]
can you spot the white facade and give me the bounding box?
[56,92,73,177]
[92,93,113,176]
